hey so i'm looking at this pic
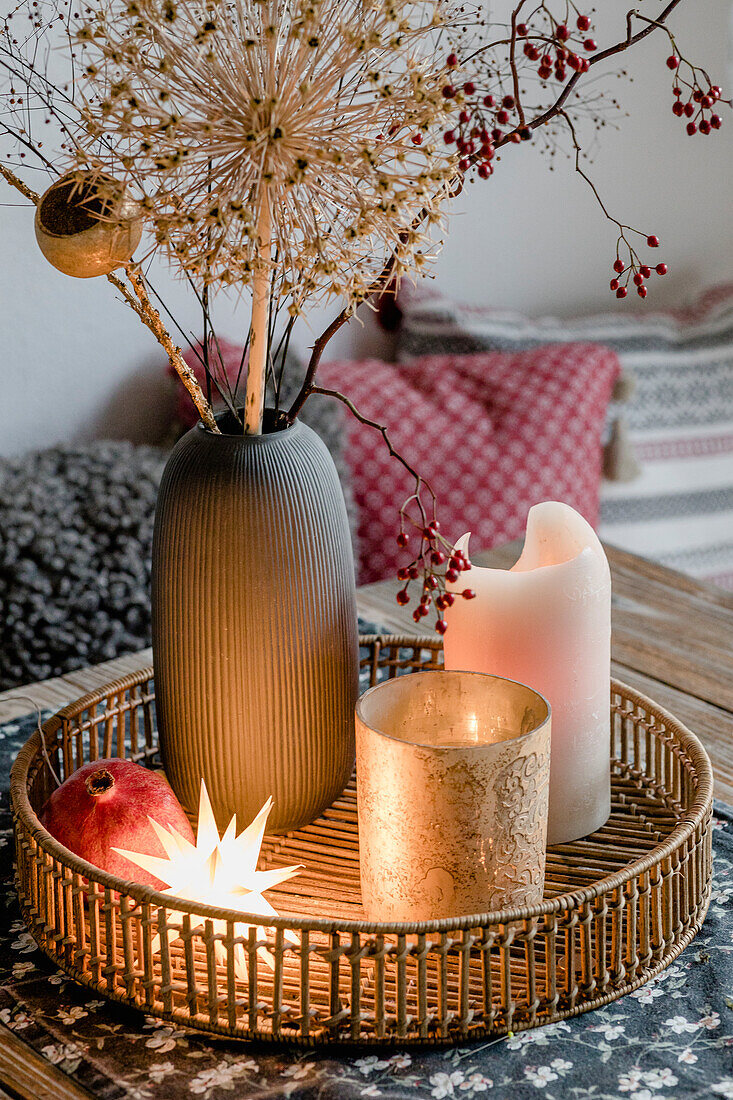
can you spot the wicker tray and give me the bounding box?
[11,635,713,1046]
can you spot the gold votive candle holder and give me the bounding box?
[356,670,551,922]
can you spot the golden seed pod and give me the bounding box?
[34,172,143,278]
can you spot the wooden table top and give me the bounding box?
[0,540,731,1098]
[1,540,732,804]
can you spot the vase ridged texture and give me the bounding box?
[151,418,359,834]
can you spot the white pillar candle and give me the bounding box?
[444,501,611,845]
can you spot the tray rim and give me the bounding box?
[10,635,715,936]
[4,908,710,1049]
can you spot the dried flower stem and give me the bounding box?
[123,266,220,434]
[0,163,37,203]
[245,196,272,435]
[0,163,218,433]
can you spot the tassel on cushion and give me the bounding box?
[612,370,636,404]
[603,370,641,482]
[603,417,642,482]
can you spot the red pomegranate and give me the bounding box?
[41,758,194,889]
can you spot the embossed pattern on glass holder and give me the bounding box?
[356,670,551,922]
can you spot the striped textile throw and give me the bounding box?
[395,284,733,591]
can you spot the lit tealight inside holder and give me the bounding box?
[356,670,551,922]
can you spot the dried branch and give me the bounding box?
[287,172,465,424]
[311,384,474,630]
[312,384,432,502]
[286,250,400,423]
[0,162,37,203]
[509,2,528,127]
[526,0,685,136]
[124,266,220,433]
[560,110,632,231]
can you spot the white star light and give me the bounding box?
[114,780,302,978]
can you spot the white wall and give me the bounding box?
[0,1,731,458]
[433,0,733,316]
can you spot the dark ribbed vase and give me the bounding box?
[151,414,359,834]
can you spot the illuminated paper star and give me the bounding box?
[114,780,302,978]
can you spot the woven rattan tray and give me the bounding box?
[11,635,713,1046]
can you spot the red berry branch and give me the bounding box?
[288,1,728,628]
[628,10,730,136]
[666,58,726,135]
[290,1,728,422]
[558,109,668,301]
[310,385,475,634]
[395,518,475,635]
[443,1,729,302]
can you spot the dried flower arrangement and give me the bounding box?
[1,0,729,629]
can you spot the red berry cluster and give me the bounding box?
[519,13,596,81]
[667,59,724,136]
[442,55,502,176]
[441,14,598,177]
[609,236,667,300]
[395,521,475,634]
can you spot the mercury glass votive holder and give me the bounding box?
[356,670,551,922]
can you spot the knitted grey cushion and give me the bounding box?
[0,441,166,690]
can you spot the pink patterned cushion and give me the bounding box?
[318,345,620,583]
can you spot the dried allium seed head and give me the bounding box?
[72,0,457,311]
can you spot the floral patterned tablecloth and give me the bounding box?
[0,709,732,1100]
